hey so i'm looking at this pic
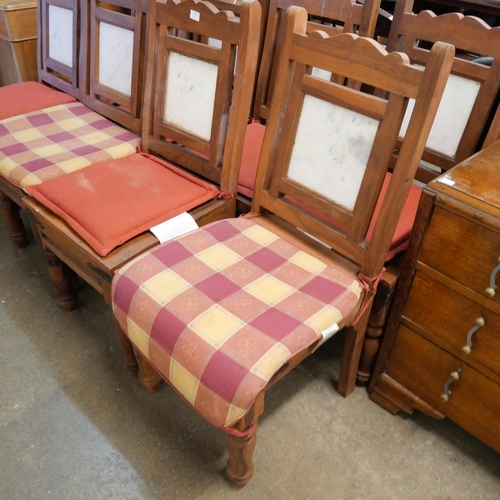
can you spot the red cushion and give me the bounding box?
[238,121,266,198]
[0,82,77,121]
[291,173,422,261]
[237,122,421,261]
[26,152,220,257]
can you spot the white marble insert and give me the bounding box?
[287,94,379,211]
[48,5,74,68]
[399,67,481,159]
[164,52,218,141]
[98,22,134,96]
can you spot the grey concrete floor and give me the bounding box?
[1,218,500,500]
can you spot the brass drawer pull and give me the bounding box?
[462,317,485,354]
[485,259,500,297]
[440,369,462,402]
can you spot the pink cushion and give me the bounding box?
[237,122,422,261]
[26,152,220,257]
[0,102,141,187]
[238,122,266,198]
[0,82,76,120]
[113,217,361,428]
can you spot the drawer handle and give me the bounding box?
[485,259,500,297]
[462,317,485,354]
[440,369,462,402]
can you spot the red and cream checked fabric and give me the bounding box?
[112,218,361,428]
[0,102,141,187]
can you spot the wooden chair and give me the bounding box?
[0,0,82,248]
[80,0,149,133]
[0,0,150,249]
[388,0,500,183]
[23,0,261,310]
[38,0,83,99]
[111,6,454,485]
[253,0,381,121]
[357,0,500,386]
[0,0,84,120]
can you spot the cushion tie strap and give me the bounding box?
[352,267,386,326]
[225,423,256,437]
[217,191,237,200]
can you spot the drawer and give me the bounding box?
[404,271,500,379]
[420,207,500,303]
[386,325,500,454]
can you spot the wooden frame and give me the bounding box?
[81,0,149,133]
[142,0,261,195]
[23,0,262,307]
[253,0,382,120]
[37,0,81,98]
[388,0,500,182]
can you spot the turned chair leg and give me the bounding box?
[0,192,28,248]
[226,393,265,487]
[132,347,162,392]
[115,322,139,377]
[42,246,78,312]
[338,311,371,397]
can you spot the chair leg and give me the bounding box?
[42,246,79,312]
[115,322,139,377]
[226,392,265,487]
[0,192,28,248]
[338,311,371,397]
[132,346,162,392]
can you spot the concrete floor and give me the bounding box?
[1,219,500,500]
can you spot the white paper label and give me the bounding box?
[437,176,455,187]
[190,9,200,21]
[317,323,339,348]
[150,212,199,244]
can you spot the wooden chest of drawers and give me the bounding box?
[0,0,38,86]
[370,140,500,454]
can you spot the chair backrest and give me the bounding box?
[387,0,500,183]
[80,0,149,133]
[141,0,261,195]
[37,0,82,98]
[253,0,381,120]
[251,7,454,279]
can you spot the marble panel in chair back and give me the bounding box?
[287,94,378,211]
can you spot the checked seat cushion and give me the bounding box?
[112,217,361,428]
[0,102,141,187]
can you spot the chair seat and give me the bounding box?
[0,102,141,187]
[0,82,77,121]
[112,217,361,428]
[238,122,422,261]
[25,152,220,256]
